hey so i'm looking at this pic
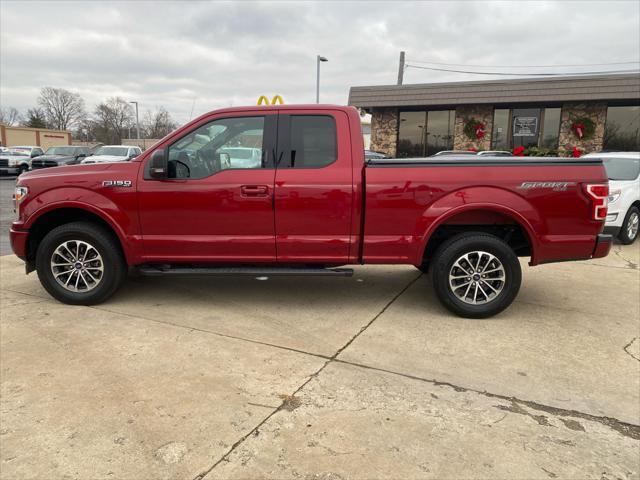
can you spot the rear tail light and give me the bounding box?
[583,183,609,221]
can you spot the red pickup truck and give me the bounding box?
[11,105,612,318]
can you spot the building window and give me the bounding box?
[491,109,510,149]
[541,108,561,149]
[604,106,640,151]
[398,110,454,157]
[425,110,455,155]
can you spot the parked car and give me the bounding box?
[11,146,45,158]
[218,147,263,168]
[477,150,513,157]
[364,150,388,160]
[0,146,44,175]
[30,146,92,170]
[81,145,142,164]
[583,152,640,244]
[11,105,612,318]
[431,150,477,156]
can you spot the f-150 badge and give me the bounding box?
[518,181,575,191]
[103,180,132,187]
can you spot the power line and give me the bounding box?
[407,59,640,68]
[404,64,640,76]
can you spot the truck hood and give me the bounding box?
[82,155,129,163]
[19,160,139,182]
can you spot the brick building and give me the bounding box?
[348,73,640,157]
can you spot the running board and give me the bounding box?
[137,266,354,277]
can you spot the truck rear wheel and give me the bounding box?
[430,232,521,318]
[35,222,127,305]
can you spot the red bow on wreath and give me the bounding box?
[571,146,582,158]
[474,123,486,139]
[572,122,585,139]
[512,146,525,156]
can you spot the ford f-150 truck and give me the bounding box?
[11,105,612,318]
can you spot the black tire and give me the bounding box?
[36,222,127,305]
[618,206,639,245]
[430,232,521,318]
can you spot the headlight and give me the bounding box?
[608,189,621,203]
[8,158,19,166]
[14,186,28,212]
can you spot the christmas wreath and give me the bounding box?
[570,117,595,141]
[463,118,486,140]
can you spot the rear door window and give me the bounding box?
[278,115,337,168]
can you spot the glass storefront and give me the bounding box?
[541,108,561,149]
[604,106,640,151]
[491,109,510,150]
[398,110,454,157]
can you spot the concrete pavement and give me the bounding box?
[1,242,639,479]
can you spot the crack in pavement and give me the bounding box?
[191,273,423,480]
[613,247,638,270]
[5,283,639,443]
[330,358,640,441]
[624,337,640,362]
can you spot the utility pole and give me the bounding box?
[397,51,405,85]
[316,55,328,103]
[129,101,140,142]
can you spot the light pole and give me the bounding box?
[316,55,328,104]
[129,101,140,142]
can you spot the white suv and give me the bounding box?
[584,152,640,244]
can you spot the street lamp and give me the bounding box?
[129,101,140,142]
[316,55,328,104]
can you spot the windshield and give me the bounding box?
[7,150,29,157]
[94,147,129,156]
[602,157,640,181]
[46,147,77,156]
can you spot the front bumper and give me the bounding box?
[592,234,613,259]
[10,225,28,260]
[0,166,20,175]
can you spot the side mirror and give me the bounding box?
[149,149,167,179]
[77,153,87,158]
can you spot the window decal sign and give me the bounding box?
[513,116,538,137]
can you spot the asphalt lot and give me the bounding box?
[0,177,17,256]
[0,178,639,479]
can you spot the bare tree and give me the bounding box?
[21,108,49,129]
[93,97,134,144]
[37,87,86,130]
[0,106,22,126]
[143,106,178,138]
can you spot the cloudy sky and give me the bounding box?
[1,0,639,125]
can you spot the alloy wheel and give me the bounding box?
[448,251,506,305]
[50,240,104,292]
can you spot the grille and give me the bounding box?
[0,158,8,168]
[31,160,58,169]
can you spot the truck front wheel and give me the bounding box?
[35,222,127,305]
[430,233,521,318]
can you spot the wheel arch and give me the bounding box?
[25,204,132,269]
[416,202,539,267]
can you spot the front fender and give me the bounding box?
[21,187,140,264]
[414,186,542,265]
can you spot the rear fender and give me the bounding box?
[414,186,542,265]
